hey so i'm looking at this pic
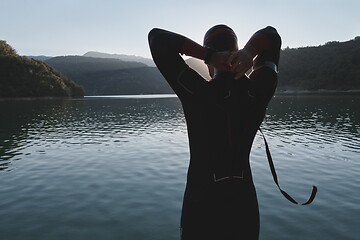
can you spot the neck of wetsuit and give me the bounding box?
[213,71,235,91]
[214,71,235,80]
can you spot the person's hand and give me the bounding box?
[207,51,232,72]
[227,50,253,79]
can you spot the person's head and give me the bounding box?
[203,24,238,77]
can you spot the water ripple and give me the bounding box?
[0,95,359,240]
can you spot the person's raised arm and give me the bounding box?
[148,28,230,98]
[227,26,282,79]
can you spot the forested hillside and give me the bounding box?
[46,56,172,95]
[278,37,360,91]
[14,36,358,97]
[0,41,84,98]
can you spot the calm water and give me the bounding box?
[0,94,359,240]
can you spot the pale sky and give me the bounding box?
[1,0,359,58]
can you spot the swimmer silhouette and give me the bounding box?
[149,25,316,240]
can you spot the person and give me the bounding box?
[148,25,281,240]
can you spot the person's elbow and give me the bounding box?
[148,28,160,42]
[265,26,282,49]
[148,28,165,50]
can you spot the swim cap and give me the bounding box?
[203,24,238,51]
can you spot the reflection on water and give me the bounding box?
[264,95,359,159]
[0,94,359,240]
[0,97,186,171]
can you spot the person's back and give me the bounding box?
[148,25,281,240]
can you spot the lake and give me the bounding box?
[0,94,359,240]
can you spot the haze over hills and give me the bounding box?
[46,56,148,73]
[83,51,156,67]
[25,55,53,61]
[26,52,156,67]
[185,58,211,80]
[45,56,172,95]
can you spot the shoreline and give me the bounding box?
[0,96,84,102]
[1,90,360,101]
[276,89,360,95]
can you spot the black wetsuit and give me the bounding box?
[148,27,280,240]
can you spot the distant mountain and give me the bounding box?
[25,55,53,61]
[83,51,156,67]
[46,55,172,95]
[46,55,148,74]
[0,41,84,98]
